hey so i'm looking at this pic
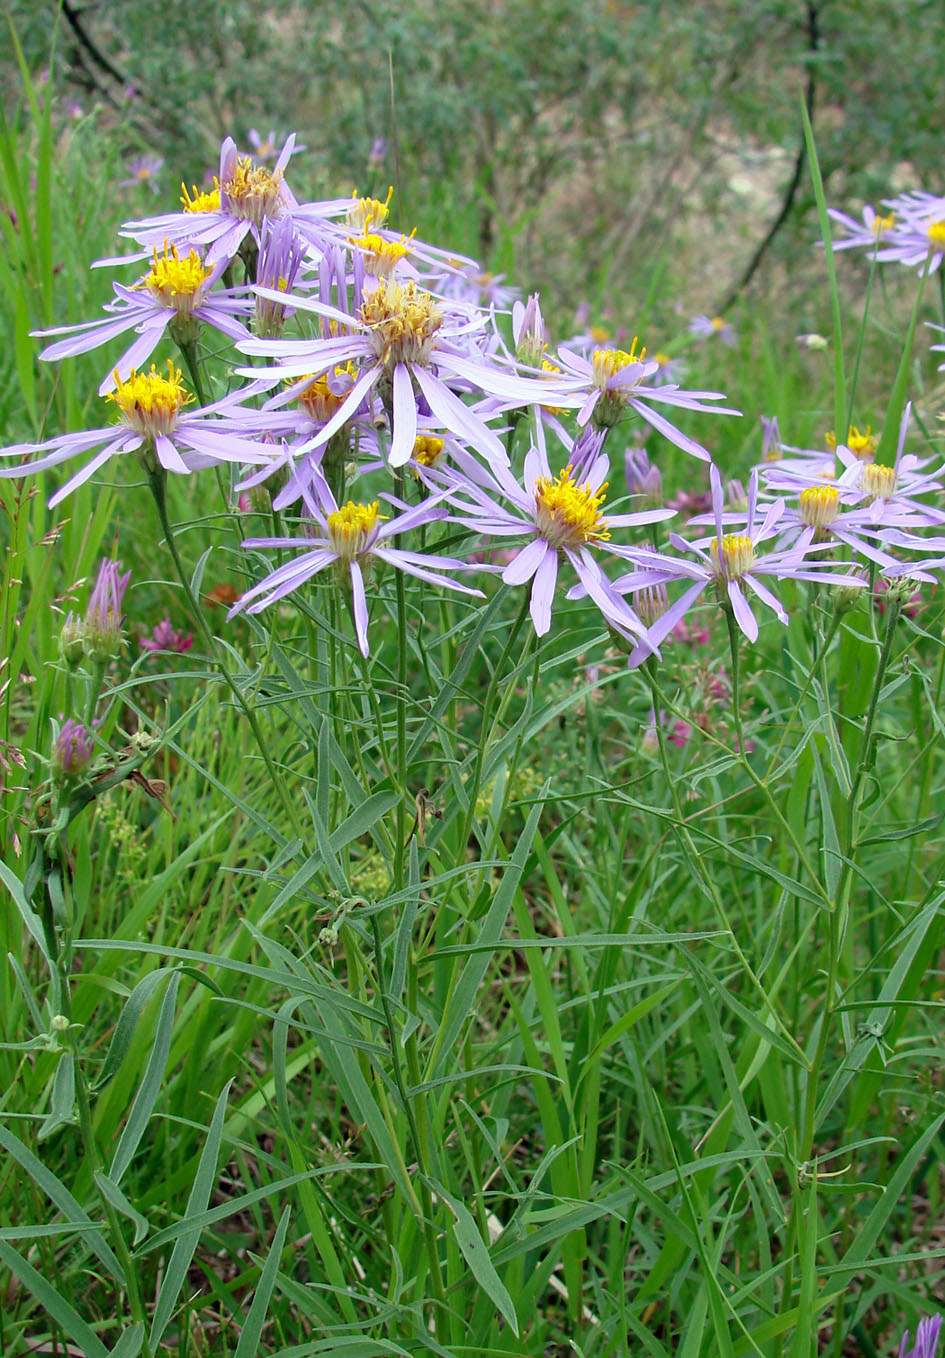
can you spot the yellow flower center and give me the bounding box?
[327,501,386,559]
[294,363,358,423]
[710,316,727,331]
[222,157,284,225]
[860,462,897,500]
[927,220,945,250]
[359,279,442,367]
[654,351,672,366]
[591,338,648,389]
[533,465,610,549]
[349,231,415,278]
[105,361,193,437]
[710,534,755,580]
[347,187,393,234]
[799,484,839,527]
[412,435,444,467]
[872,210,895,237]
[180,180,221,213]
[142,243,212,311]
[825,424,876,461]
[590,324,611,343]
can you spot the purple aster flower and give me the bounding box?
[84,559,131,660]
[140,618,194,653]
[0,361,278,506]
[688,314,737,347]
[53,719,94,779]
[612,464,864,663]
[550,341,739,459]
[834,404,945,528]
[239,276,556,469]
[247,128,306,164]
[827,203,899,254]
[118,154,164,192]
[511,293,549,366]
[116,135,348,270]
[900,1315,943,1358]
[33,243,252,394]
[427,429,672,639]
[230,467,483,655]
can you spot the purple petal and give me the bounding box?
[529,545,559,636]
[728,580,758,642]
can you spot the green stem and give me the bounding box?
[147,468,304,840]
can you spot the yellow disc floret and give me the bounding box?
[799,484,840,527]
[349,231,415,278]
[180,180,221,213]
[825,424,877,461]
[872,210,895,238]
[412,435,444,468]
[142,243,212,311]
[927,220,945,251]
[359,279,442,367]
[105,361,193,437]
[294,364,358,423]
[221,157,284,225]
[591,338,648,388]
[860,463,897,500]
[347,187,393,234]
[534,465,610,550]
[710,534,755,580]
[327,501,386,560]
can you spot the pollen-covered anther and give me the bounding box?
[327,500,386,560]
[799,484,840,527]
[826,424,877,461]
[412,435,444,468]
[349,231,415,278]
[359,279,442,367]
[591,338,648,389]
[927,219,945,251]
[142,243,211,311]
[105,361,193,437]
[347,187,393,234]
[222,157,284,226]
[294,364,357,423]
[861,462,897,500]
[710,533,755,580]
[534,465,610,550]
[180,179,221,213]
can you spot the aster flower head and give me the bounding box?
[33,242,251,393]
[551,340,739,460]
[827,202,898,254]
[689,314,737,347]
[119,154,164,192]
[0,361,278,506]
[430,429,672,639]
[899,1315,943,1358]
[83,559,131,660]
[247,128,305,164]
[512,293,549,366]
[52,719,94,780]
[230,468,483,655]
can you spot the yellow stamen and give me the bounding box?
[222,157,284,225]
[799,484,839,527]
[825,424,876,461]
[412,435,444,468]
[347,186,394,234]
[293,363,358,423]
[349,230,415,278]
[927,220,945,250]
[142,243,211,311]
[710,316,727,331]
[710,534,755,580]
[359,279,442,367]
[591,338,648,388]
[105,360,193,437]
[327,500,386,559]
[180,180,221,213]
[534,464,610,549]
[861,463,897,500]
[589,324,611,343]
[871,210,895,237]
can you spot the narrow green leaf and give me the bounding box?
[94,967,174,1091]
[109,970,181,1185]
[38,1050,75,1140]
[94,1172,150,1246]
[234,1204,292,1358]
[429,1179,519,1336]
[0,1240,109,1358]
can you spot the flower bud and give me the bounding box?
[83,560,131,662]
[59,612,84,667]
[52,719,93,780]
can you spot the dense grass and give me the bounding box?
[1,44,945,1358]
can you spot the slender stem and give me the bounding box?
[147,469,304,839]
